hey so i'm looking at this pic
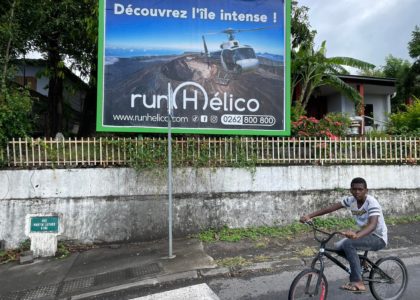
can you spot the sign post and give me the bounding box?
[25,214,62,257]
[167,85,175,259]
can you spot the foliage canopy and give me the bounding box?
[388,96,420,135]
[291,2,375,112]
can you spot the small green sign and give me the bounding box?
[30,216,59,233]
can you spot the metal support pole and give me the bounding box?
[167,84,175,259]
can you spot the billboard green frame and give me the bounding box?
[97,0,291,136]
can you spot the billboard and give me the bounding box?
[97,0,291,136]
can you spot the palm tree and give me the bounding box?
[292,40,375,110]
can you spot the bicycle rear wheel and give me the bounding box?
[369,256,408,300]
[288,268,328,300]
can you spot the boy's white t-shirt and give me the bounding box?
[341,195,388,245]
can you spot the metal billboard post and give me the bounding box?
[167,84,175,259]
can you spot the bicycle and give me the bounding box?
[288,221,408,300]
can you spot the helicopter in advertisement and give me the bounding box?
[201,27,267,85]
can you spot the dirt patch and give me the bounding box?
[203,231,319,263]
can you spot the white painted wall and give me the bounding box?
[365,93,389,131]
[0,166,419,248]
[342,95,357,116]
[1,166,419,200]
[325,83,393,130]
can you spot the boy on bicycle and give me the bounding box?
[300,177,388,293]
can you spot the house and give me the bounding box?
[13,59,89,136]
[306,74,396,133]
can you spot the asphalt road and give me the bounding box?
[92,254,420,300]
[207,256,420,299]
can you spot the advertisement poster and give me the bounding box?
[97,0,290,135]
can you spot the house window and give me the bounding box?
[364,104,374,126]
[15,76,37,91]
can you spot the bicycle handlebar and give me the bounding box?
[304,221,343,245]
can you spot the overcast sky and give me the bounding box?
[298,0,420,69]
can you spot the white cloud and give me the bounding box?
[298,0,420,68]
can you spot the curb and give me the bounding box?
[68,258,303,299]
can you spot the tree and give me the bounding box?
[407,26,420,100]
[73,0,98,137]
[291,2,374,111]
[11,0,98,137]
[382,55,411,78]
[29,1,90,137]
[292,40,374,109]
[384,27,420,111]
[377,55,412,111]
[0,0,17,90]
[358,55,411,79]
[408,26,420,60]
[0,0,34,90]
[0,0,34,148]
[357,68,385,78]
[291,1,316,51]
[388,96,420,135]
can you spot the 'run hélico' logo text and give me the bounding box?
[130,82,260,113]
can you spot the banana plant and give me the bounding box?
[292,40,375,109]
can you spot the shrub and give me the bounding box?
[320,113,352,137]
[292,113,351,139]
[0,238,30,264]
[388,97,420,135]
[0,86,33,146]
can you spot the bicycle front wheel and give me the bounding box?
[288,268,328,300]
[369,256,408,300]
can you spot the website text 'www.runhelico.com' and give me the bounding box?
[112,113,189,123]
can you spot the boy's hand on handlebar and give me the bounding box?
[341,230,358,239]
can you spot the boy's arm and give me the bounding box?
[342,215,379,239]
[300,202,344,223]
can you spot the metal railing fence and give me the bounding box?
[1,136,418,168]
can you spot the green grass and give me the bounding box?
[198,223,308,242]
[198,215,420,243]
[386,215,420,225]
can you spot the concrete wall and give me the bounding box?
[1,166,419,248]
[365,93,389,131]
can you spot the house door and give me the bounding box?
[306,96,328,119]
[364,104,374,126]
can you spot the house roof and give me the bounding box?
[9,80,48,101]
[338,74,396,87]
[318,74,396,96]
[13,58,89,88]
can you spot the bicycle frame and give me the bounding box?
[305,222,394,295]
